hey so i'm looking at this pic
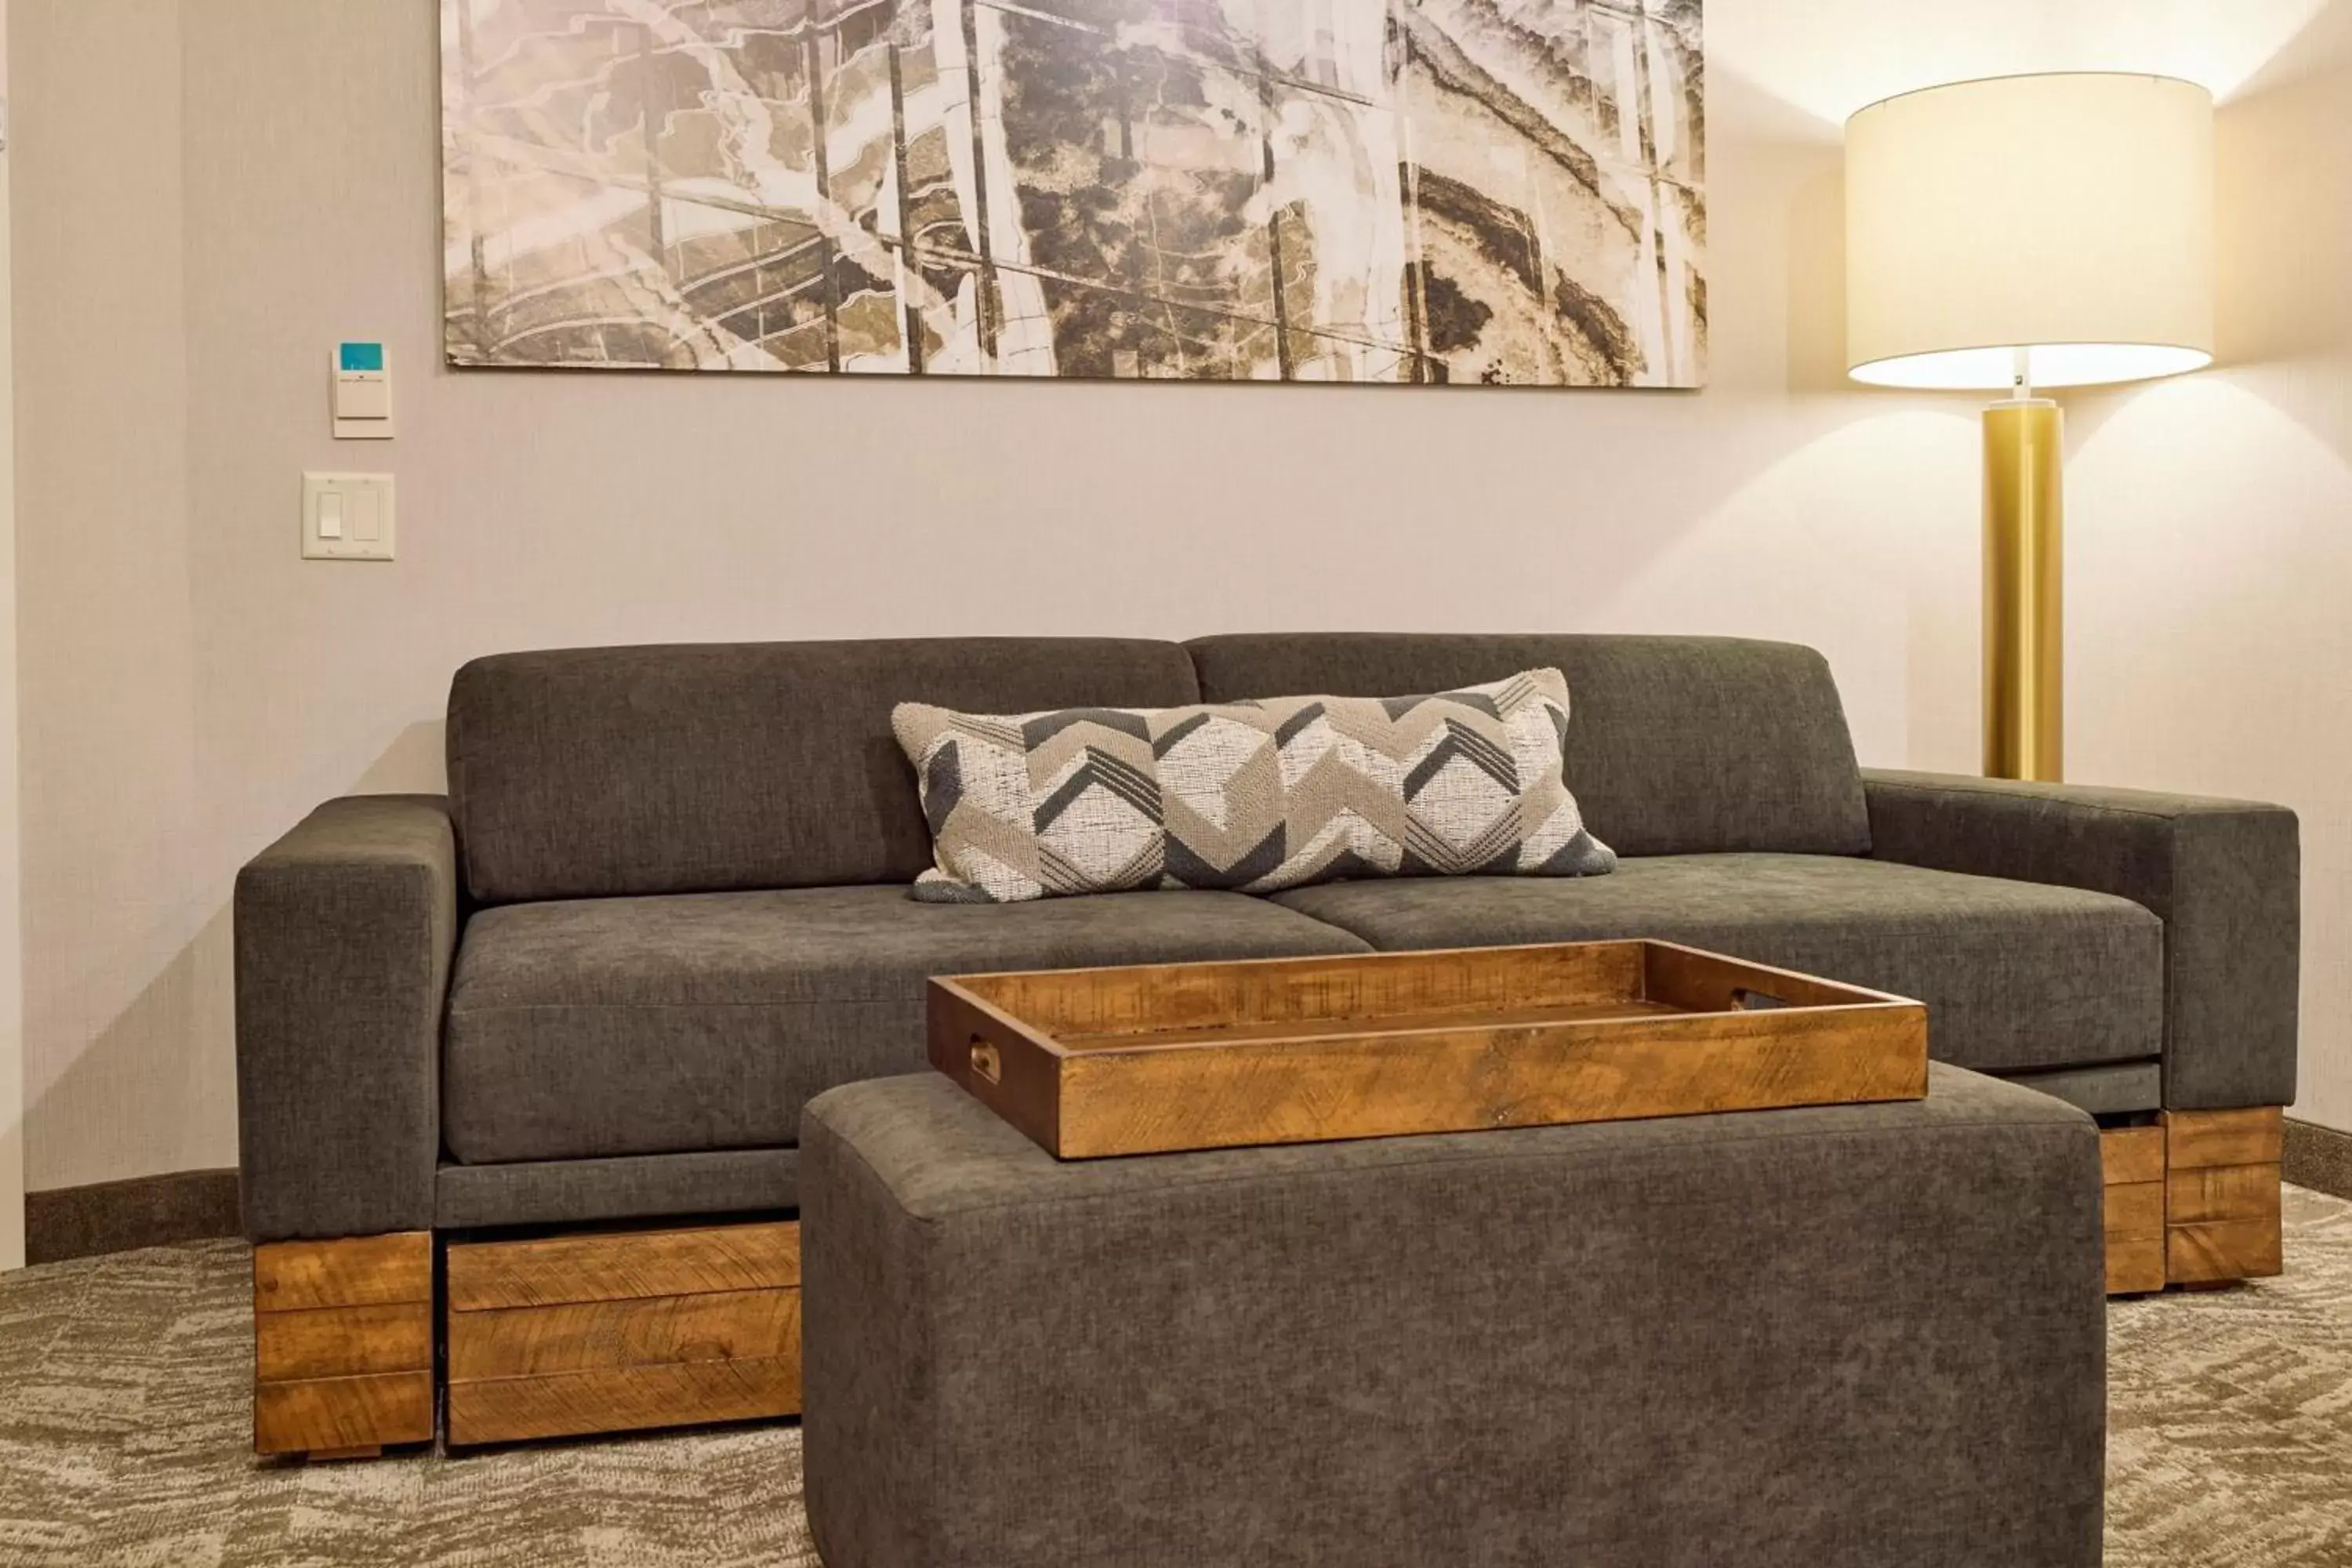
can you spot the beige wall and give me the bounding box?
[2069,6,2352,1133]
[0,0,21,1270]
[14,0,210,1194]
[7,0,2349,1195]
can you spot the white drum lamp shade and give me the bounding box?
[1845,73,2216,390]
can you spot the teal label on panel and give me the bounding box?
[339,342,386,372]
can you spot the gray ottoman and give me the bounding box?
[802,1064,2103,1568]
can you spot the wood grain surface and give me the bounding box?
[2169,1218,2285,1285]
[253,1370,434,1454]
[252,1232,431,1312]
[2100,1127,2170,1295]
[2163,1109,2286,1286]
[1637,942,1901,1014]
[443,1221,806,1446]
[2165,1109,2286,1171]
[953,940,1652,1040]
[446,1221,800,1311]
[449,1289,800,1381]
[446,1356,802,1446]
[1053,997,1684,1051]
[252,1232,437,1457]
[935,940,1927,1160]
[929,980,1069,1155]
[2169,1164,2285,1227]
[255,1303,434,1383]
[1047,1004,1926,1157]
[2103,1180,2165,1237]
[2106,1230,2168,1296]
[2101,1127,2166,1187]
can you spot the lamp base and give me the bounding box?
[1983,398,2063,782]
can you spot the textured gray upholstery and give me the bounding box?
[228,637,2299,1243]
[803,1067,2106,1568]
[441,884,1371,1164]
[1187,633,1871,857]
[1865,770,2300,1109]
[447,638,1200,904]
[434,1149,797,1231]
[235,796,456,1243]
[1272,852,2163,1076]
[2005,1062,2163,1118]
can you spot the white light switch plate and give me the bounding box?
[303,472,396,561]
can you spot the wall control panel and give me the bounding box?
[303,472,396,561]
[332,342,394,439]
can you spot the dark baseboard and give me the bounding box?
[25,1169,243,1265]
[2285,1117,2352,1202]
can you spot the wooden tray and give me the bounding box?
[929,940,1927,1159]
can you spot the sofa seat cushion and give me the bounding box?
[442,885,1372,1165]
[1270,854,2163,1076]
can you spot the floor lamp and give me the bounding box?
[1843,73,2216,782]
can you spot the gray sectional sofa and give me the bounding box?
[234,633,2299,1452]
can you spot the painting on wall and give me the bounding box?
[441,0,1704,387]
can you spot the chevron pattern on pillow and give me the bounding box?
[891,669,1615,903]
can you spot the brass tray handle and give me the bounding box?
[970,1038,1002,1085]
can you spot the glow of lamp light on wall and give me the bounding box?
[1707,0,2330,125]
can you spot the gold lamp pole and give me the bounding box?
[1844,74,2217,782]
[1984,358,2065,781]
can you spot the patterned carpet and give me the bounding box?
[1,1189,2347,1567]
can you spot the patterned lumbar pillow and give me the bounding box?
[891,669,1615,903]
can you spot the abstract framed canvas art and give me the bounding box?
[441,0,1704,386]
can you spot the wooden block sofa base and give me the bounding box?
[252,1232,435,1457]
[2098,1108,2285,1297]
[2099,1126,2167,1294]
[445,1219,803,1446]
[2162,1108,2285,1286]
[250,1112,2282,1454]
[251,1220,803,1459]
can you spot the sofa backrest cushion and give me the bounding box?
[1185,634,1870,858]
[448,639,1202,903]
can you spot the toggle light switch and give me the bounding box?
[303,472,396,561]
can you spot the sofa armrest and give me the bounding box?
[1862,770,2298,1110]
[235,794,459,1241]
